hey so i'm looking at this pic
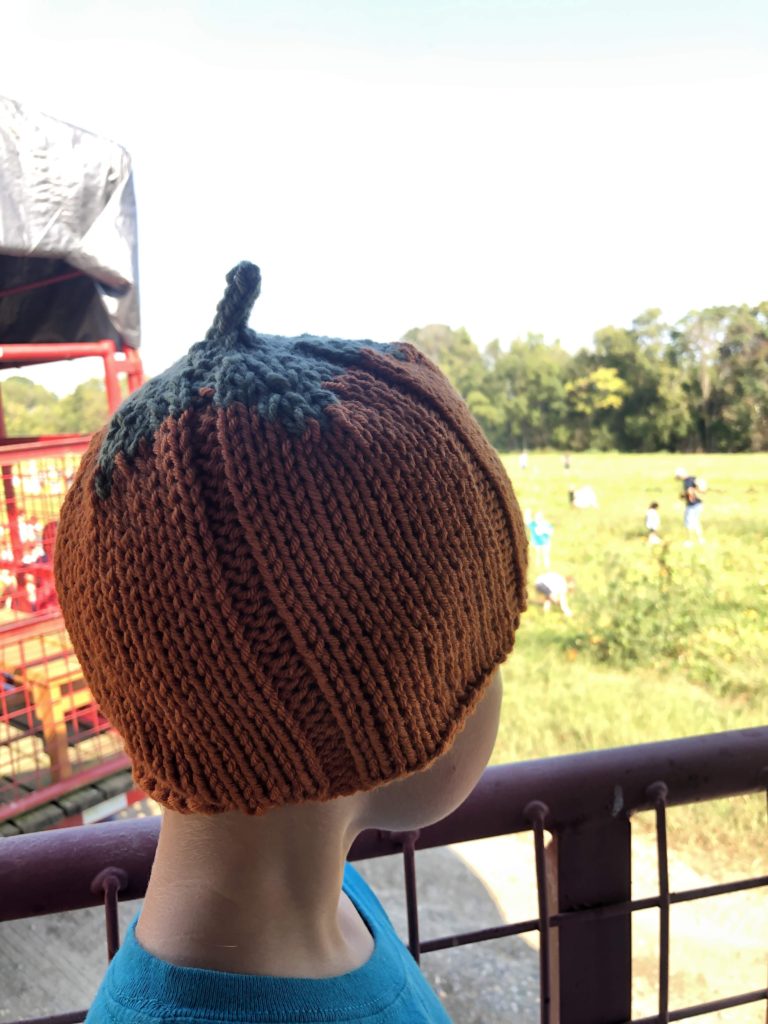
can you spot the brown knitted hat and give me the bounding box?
[55,263,528,815]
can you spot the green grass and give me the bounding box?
[490,452,768,869]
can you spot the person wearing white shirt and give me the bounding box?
[534,572,574,617]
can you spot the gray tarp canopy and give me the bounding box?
[0,96,140,352]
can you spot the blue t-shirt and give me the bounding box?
[85,864,452,1023]
[528,517,553,547]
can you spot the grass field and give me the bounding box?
[491,451,768,869]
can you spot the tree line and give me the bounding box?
[0,376,110,437]
[405,303,768,452]
[1,302,766,451]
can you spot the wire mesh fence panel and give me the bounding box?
[0,448,87,616]
[0,441,130,832]
[0,617,125,809]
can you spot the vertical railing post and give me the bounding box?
[102,341,123,414]
[555,816,632,1024]
[90,867,128,962]
[527,801,556,1024]
[395,829,422,962]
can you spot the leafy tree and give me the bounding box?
[670,308,731,450]
[59,378,110,434]
[401,299,767,454]
[0,376,62,435]
[402,325,486,396]
[708,304,768,451]
[566,366,629,448]
[590,316,693,451]
[482,335,571,449]
[0,375,109,436]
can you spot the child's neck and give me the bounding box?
[135,799,374,978]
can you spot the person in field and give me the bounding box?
[645,502,661,544]
[526,510,554,570]
[533,571,574,617]
[675,469,706,544]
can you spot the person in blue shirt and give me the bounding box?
[526,510,554,570]
[55,263,529,1024]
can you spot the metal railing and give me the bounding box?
[1,726,766,1024]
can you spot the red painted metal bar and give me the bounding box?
[0,386,24,573]
[420,915,541,952]
[0,437,91,463]
[102,345,122,413]
[418,860,768,955]
[0,754,131,824]
[0,610,69,644]
[0,341,118,363]
[92,868,127,961]
[123,346,145,391]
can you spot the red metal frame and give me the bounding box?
[0,340,142,412]
[0,339,144,831]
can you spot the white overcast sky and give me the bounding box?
[1,0,767,393]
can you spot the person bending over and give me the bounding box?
[534,571,574,617]
[55,263,529,1024]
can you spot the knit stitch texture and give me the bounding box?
[55,262,528,814]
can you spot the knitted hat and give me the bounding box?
[55,262,528,815]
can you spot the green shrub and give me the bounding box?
[566,545,712,668]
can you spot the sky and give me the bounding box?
[1,0,767,394]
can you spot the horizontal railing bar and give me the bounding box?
[356,725,768,852]
[0,434,92,463]
[550,873,768,924]
[630,986,768,1023]
[419,873,768,952]
[668,873,768,904]
[420,916,541,952]
[2,727,766,920]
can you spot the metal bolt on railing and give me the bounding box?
[89,867,128,962]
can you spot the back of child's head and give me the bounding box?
[55,263,528,816]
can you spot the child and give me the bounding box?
[645,502,661,544]
[55,263,529,1024]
